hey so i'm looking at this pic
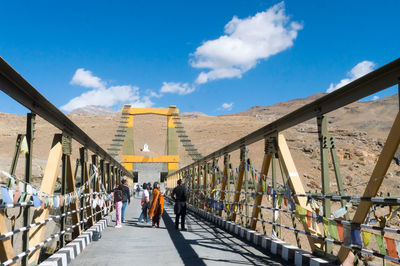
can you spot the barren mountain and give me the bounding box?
[0,93,398,197]
[70,105,117,115]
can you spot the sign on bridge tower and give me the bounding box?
[120,105,179,183]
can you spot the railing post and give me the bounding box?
[209,159,217,213]
[190,166,195,205]
[271,153,278,237]
[244,152,249,228]
[100,159,105,218]
[202,162,207,209]
[231,148,246,223]
[79,147,87,231]
[317,115,332,254]
[66,153,81,239]
[60,134,71,248]
[218,154,229,217]
[92,155,101,222]
[22,113,35,266]
[106,163,113,212]
[196,164,201,208]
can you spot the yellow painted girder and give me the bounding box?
[122,155,179,163]
[125,108,179,116]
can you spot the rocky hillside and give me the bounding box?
[0,93,398,196]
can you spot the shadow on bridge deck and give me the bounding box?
[69,197,287,266]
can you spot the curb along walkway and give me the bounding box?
[70,196,287,266]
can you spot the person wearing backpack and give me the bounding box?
[113,184,123,228]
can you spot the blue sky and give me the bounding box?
[0,0,399,115]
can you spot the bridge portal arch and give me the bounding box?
[120,105,179,183]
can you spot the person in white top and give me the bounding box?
[138,183,150,223]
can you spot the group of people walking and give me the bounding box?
[113,179,131,228]
[113,178,187,231]
[138,182,165,228]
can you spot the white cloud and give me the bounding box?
[129,96,154,108]
[70,68,106,89]
[61,69,154,112]
[221,102,234,111]
[372,95,379,101]
[190,2,302,84]
[148,90,163,98]
[327,61,375,93]
[160,82,195,95]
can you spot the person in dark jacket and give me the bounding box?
[120,179,131,223]
[172,179,187,230]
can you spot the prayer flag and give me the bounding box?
[362,231,372,247]
[337,222,344,242]
[33,195,42,208]
[18,182,25,192]
[19,192,26,203]
[296,205,306,223]
[278,195,283,206]
[26,184,33,194]
[8,189,14,203]
[396,240,400,260]
[20,136,29,154]
[306,210,312,227]
[374,234,386,255]
[13,190,21,204]
[351,228,362,246]
[323,217,329,238]
[343,224,351,246]
[1,186,12,203]
[385,237,399,258]
[312,212,317,230]
[328,220,339,241]
[53,196,58,207]
[331,207,347,218]
[25,194,32,202]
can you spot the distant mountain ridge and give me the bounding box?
[70,105,117,115]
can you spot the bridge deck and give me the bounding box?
[70,197,287,266]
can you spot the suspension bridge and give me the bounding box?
[0,56,399,266]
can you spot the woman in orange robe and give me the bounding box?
[148,182,164,228]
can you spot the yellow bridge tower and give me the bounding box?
[120,105,179,183]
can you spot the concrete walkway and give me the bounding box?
[70,196,287,266]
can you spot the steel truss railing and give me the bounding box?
[0,57,130,265]
[166,57,400,264]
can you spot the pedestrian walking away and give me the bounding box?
[138,182,150,223]
[120,179,131,223]
[148,182,164,228]
[113,184,123,228]
[172,179,187,230]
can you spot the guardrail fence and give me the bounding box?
[0,57,132,265]
[167,58,400,265]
